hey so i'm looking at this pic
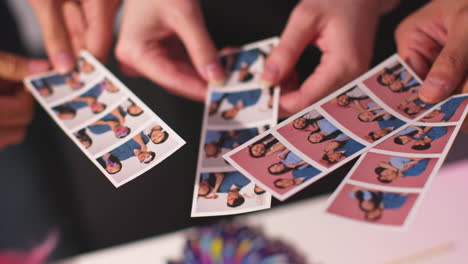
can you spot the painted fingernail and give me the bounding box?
[52,52,74,74]
[260,63,279,88]
[420,78,451,103]
[28,60,50,73]
[205,61,225,85]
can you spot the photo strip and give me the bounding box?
[192,38,280,217]
[225,54,468,203]
[24,51,185,187]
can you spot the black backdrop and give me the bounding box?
[0,0,430,259]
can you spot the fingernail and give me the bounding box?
[28,60,50,74]
[52,52,74,74]
[260,63,279,87]
[420,78,451,103]
[205,61,225,85]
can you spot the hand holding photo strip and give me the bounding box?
[24,51,185,187]
[191,38,280,217]
[224,55,468,206]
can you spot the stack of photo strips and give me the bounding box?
[24,52,185,187]
[225,55,468,227]
[191,38,281,217]
[167,221,307,264]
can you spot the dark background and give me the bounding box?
[4,0,466,260]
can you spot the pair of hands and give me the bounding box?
[3,0,468,149]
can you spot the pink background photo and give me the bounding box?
[363,64,427,119]
[349,152,438,188]
[423,96,468,123]
[276,121,357,167]
[327,183,419,226]
[230,137,320,196]
[321,97,404,143]
[375,125,456,154]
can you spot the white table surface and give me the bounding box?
[58,160,468,264]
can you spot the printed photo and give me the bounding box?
[219,43,273,87]
[202,126,268,169]
[73,98,152,156]
[421,95,468,123]
[193,171,271,216]
[52,78,124,130]
[349,152,438,188]
[276,110,366,167]
[375,125,455,154]
[322,86,406,143]
[29,57,99,104]
[327,183,419,226]
[228,134,322,198]
[96,121,182,185]
[363,59,433,119]
[207,87,275,126]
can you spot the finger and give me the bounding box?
[279,54,362,117]
[0,126,27,150]
[172,4,224,84]
[81,0,120,62]
[117,38,206,101]
[395,22,443,78]
[419,13,468,103]
[0,52,50,81]
[0,88,34,126]
[261,3,319,86]
[29,0,75,73]
[62,0,86,55]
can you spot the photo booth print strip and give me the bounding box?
[24,51,185,187]
[191,38,281,217]
[225,54,468,206]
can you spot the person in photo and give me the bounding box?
[398,90,435,117]
[209,89,262,120]
[422,97,467,122]
[375,157,430,183]
[120,98,144,117]
[334,86,369,107]
[222,48,268,83]
[307,119,348,144]
[52,79,119,120]
[198,171,252,208]
[77,57,95,74]
[377,62,419,93]
[98,132,156,174]
[144,125,169,144]
[248,135,283,158]
[367,127,396,141]
[320,137,364,165]
[394,126,448,150]
[205,128,258,158]
[350,188,409,221]
[291,110,323,130]
[354,101,393,123]
[87,106,131,139]
[31,79,53,97]
[74,128,93,149]
[267,149,321,189]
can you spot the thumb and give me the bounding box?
[0,52,50,81]
[173,7,224,84]
[419,15,468,103]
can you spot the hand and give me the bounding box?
[395,0,468,130]
[0,52,50,150]
[116,0,224,102]
[28,0,120,73]
[260,0,394,117]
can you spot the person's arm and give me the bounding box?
[0,52,50,150]
[265,142,286,157]
[398,93,419,109]
[206,173,224,197]
[278,149,290,160]
[377,162,396,171]
[132,133,148,151]
[290,160,308,168]
[371,110,388,121]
